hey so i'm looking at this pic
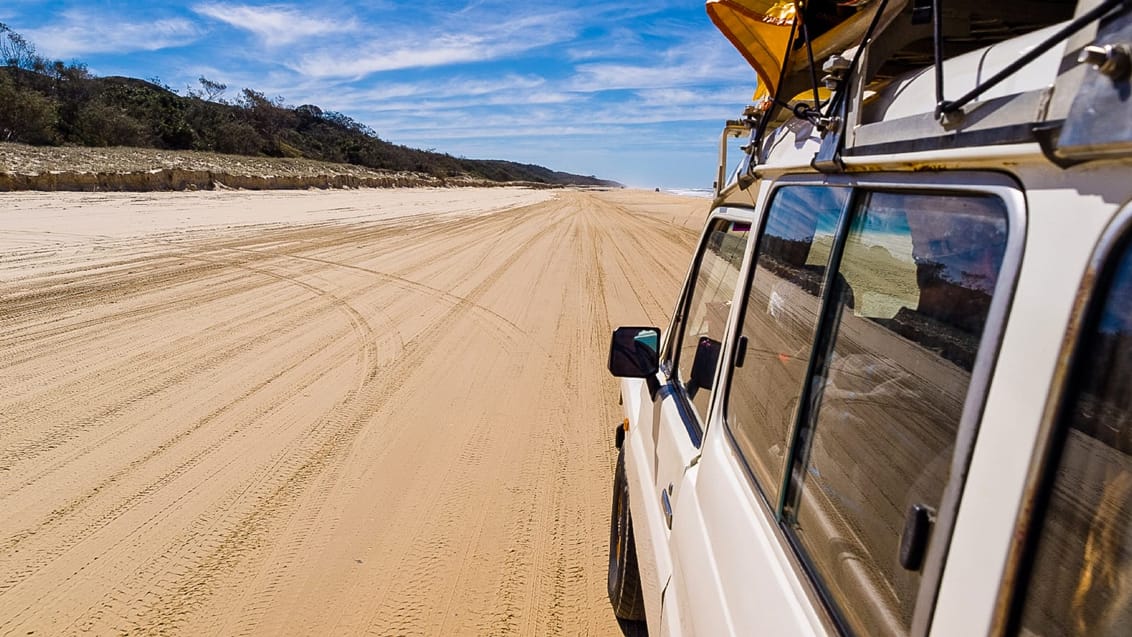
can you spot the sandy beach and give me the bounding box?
[0,187,707,635]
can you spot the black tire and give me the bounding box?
[608,446,647,622]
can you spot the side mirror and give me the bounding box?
[608,327,661,378]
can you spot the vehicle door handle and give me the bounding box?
[661,486,673,529]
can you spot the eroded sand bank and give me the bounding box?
[0,187,706,635]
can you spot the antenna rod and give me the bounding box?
[934,0,944,111]
[801,0,822,109]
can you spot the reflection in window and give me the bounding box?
[1018,237,1132,636]
[726,186,849,505]
[789,192,1008,636]
[678,218,750,423]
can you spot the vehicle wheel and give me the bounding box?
[609,446,646,622]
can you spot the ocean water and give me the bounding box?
[664,188,714,198]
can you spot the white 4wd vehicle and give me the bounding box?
[607,0,1132,635]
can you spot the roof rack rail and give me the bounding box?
[935,0,1128,119]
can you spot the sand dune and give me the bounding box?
[0,187,706,635]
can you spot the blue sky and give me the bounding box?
[0,1,758,189]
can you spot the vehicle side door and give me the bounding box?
[624,210,752,627]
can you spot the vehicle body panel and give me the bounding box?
[620,376,668,629]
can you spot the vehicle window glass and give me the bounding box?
[677,218,751,423]
[1017,236,1132,636]
[726,186,849,505]
[788,191,1008,636]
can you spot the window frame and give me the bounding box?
[717,171,1026,636]
[662,206,756,446]
[995,201,1132,636]
[720,183,854,510]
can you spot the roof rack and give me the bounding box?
[710,0,1132,181]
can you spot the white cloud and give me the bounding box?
[635,88,705,105]
[360,74,551,105]
[193,72,556,116]
[634,88,736,107]
[192,3,357,47]
[450,75,547,97]
[354,88,745,140]
[294,36,513,78]
[345,92,573,118]
[23,11,201,58]
[569,38,751,92]
[289,10,583,79]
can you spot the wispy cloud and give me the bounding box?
[635,88,722,107]
[23,10,201,58]
[376,98,744,137]
[569,41,753,92]
[192,2,357,47]
[290,10,583,78]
